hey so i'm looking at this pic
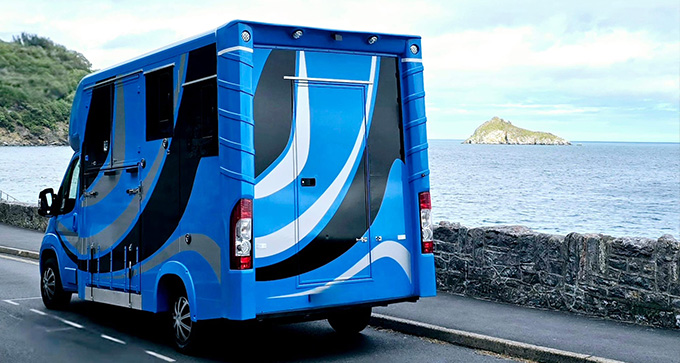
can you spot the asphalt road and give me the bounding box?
[0,254,512,363]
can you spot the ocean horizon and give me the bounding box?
[431,138,680,144]
[2,141,679,238]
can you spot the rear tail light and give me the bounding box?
[419,191,434,254]
[230,198,253,270]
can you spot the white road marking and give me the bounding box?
[45,327,74,333]
[29,308,47,316]
[0,254,39,265]
[7,313,22,321]
[56,317,83,329]
[100,334,126,345]
[145,351,176,362]
[9,296,42,301]
[2,299,20,306]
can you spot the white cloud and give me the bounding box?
[533,29,660,67]
[490,104,603,115]
[0,0,678,141]
[425,26,675,71]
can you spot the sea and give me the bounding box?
[1,141,679,238]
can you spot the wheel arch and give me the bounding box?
[39,247,58,271]
[154,261,198,321]
[39,234,65,278]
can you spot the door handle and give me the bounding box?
[72,213,78,232]
[355,237,368,243]
[301,178,316,187]
[126,187,140,195]
[83,190,98,198]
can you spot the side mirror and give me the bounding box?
[38,188,56,217]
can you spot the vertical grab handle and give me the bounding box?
[123,247,128,292]
[96,245,100,287]
[136,247,140,293]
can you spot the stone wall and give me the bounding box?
[2,201,679,329]
[0,200,47,231]
[434,222,680,329]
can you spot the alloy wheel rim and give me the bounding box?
[42,268,55,300]
[173,296,192,342]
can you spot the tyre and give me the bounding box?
[40,257,71,310]
[171,292,202,354]
[328,306,372,335]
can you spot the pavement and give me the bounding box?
[2,222,680,363]
[374,294,680,363]
[0,223,43,251]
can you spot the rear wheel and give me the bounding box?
[171,292,202,354]
[328,306,372,335]
[40,257,71,310]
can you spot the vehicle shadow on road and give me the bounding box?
[64,299,381,362]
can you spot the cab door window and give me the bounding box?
[58,157,80,214]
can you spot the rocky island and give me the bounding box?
[463,117,570,145]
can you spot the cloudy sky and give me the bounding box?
[2,0,678,142]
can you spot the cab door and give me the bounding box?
[52,154,81,288]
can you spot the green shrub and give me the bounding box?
[0,33,91,138]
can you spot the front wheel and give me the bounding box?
[40,257,71,310]
[328,307,372,335]
[171,293,202,354]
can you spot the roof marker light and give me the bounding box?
[241,30,251,42]
[410,44,419,55]
[292,29,304,39]
[367,35,378,45]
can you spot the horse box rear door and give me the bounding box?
[253,49,388,285]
